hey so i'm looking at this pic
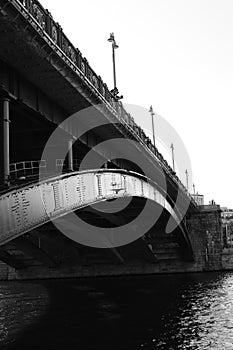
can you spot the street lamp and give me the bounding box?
[149,105,156,147]
[185,169,189,191]
[193,183,196,195]
[170,143,175,171]
[107,33,123,100]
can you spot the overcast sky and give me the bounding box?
[40,0,233,208]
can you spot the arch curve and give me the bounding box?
[0,169,193,257]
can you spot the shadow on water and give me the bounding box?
[1,272,233,350]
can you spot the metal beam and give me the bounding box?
[81,206,126,226]
[0,169,194,260]
[119,238,157,263]
[0,91,10,186]
[0,248,24,269]
[79,207,125,263]
[12,236,57,268]
[108,247,125,264]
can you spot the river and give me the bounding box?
[1,272,233,349]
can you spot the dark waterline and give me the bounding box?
[1,272,233,349]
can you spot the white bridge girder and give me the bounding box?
[0,169,183,247]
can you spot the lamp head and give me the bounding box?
[116,95,123,100]
[110,87,119,95]
[108,32,115,43]
[149,105,155,115]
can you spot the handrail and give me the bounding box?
[9,159,83,180]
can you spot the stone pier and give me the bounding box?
[187,204,223,271]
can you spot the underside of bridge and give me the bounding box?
[0,197,194,280]
[0,0,204,280]
[0,167,197,280]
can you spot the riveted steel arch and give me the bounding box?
[0,169,194,257]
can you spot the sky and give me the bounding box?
[40,0,233,208]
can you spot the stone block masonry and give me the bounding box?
[187,205,223,271]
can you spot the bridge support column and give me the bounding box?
[186,205,223,271]
[0,94,10,186]
[67,139,73,171]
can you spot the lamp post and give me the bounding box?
[170,143,175,171]
[193,183,196,195]
[108,33,122,99]
[185,169,189,191]
[149,105,156,147]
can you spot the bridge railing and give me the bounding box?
[10,0,195,204]
[9,160,46,180]
[9,159,84,180]
[16,0,111,102]
[8,158,193,202]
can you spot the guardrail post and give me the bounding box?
[0,92,10,186]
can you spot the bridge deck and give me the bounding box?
[0,0,196,211]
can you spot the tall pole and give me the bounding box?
[108,33,119,94]
[193,183,196,195]
[112,41,117,90]
[149,105,156,147]
[185,169,189,191]
[170,143,175,171]
[0,95,10,186]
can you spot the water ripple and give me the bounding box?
[1,273,233,349]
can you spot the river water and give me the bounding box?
[1,272,233,349]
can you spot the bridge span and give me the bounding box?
[0,168,193,254]
[0,0,224,279]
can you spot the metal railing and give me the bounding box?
[9,160,45,179]
[9,159,83,180]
